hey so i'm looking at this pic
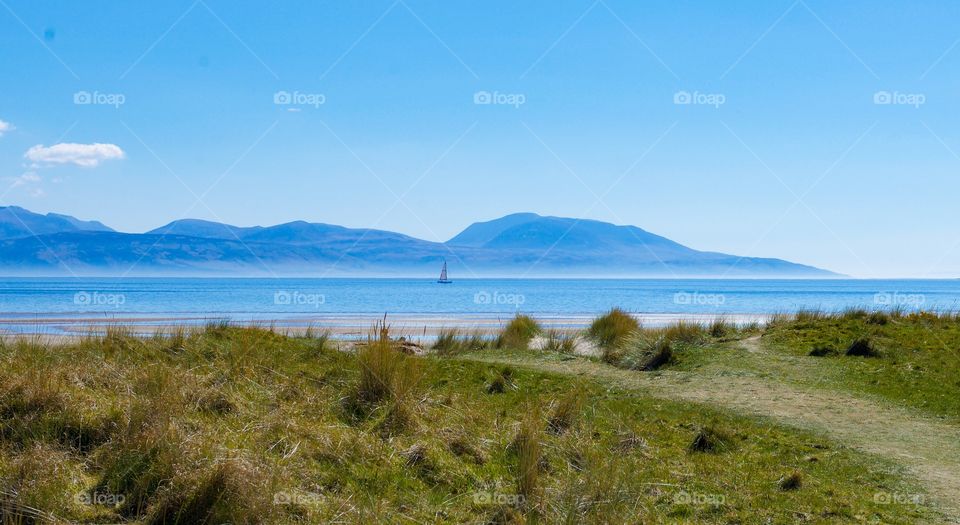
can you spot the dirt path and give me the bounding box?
[462,347,960,523]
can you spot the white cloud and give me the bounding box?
[0,120,12,137]
[25,142,125,168]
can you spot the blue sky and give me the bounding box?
[1,0,959,277]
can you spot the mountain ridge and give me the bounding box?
[0,207,838,277]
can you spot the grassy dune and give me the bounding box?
[0,313,946,524]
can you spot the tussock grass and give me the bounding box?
[547,387,583,435]
[587,308,638,350]
[618,333,672,371]
[495,315,541,350]
[688,424,732,454]
[432,328,488,355]
[541,329,576,354]
[764,308,960,421]
[512,406,543,505]
[0,317,940,523]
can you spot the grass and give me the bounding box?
[762,309,960,421]
[495,314,541,350]
[587,308,639,350]
[0,319,942,523]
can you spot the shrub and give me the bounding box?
[495,315,541,350]
[587,308,639,349]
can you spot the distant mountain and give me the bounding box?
[147,219,263,240]
[0,206,113,240]
[0,207,837,277]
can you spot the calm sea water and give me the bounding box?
[0,278,956,319]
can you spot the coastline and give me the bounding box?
[0,312,770,337]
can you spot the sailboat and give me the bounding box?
[437,260,452,284]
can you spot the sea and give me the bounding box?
[0,277,956,335]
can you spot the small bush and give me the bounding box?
[587,308,639,349]
[495,315,541,350]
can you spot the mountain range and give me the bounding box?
[0,206,836,277]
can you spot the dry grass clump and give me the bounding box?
[541,330,576,354]
[486,368,514,394]
[688,424,732,454]
[495,315,541,350]
[708,317,735,338]
[587,308,639,350]
[845,338,879,357]
[433,328,488,355]
[618,333,672,372]
[511,407,543,505]
[147,458,269,525]
[777,470,803,491]
[663,320,707,345]
[547,388,583,435]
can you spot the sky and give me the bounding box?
[0,0,959,278]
